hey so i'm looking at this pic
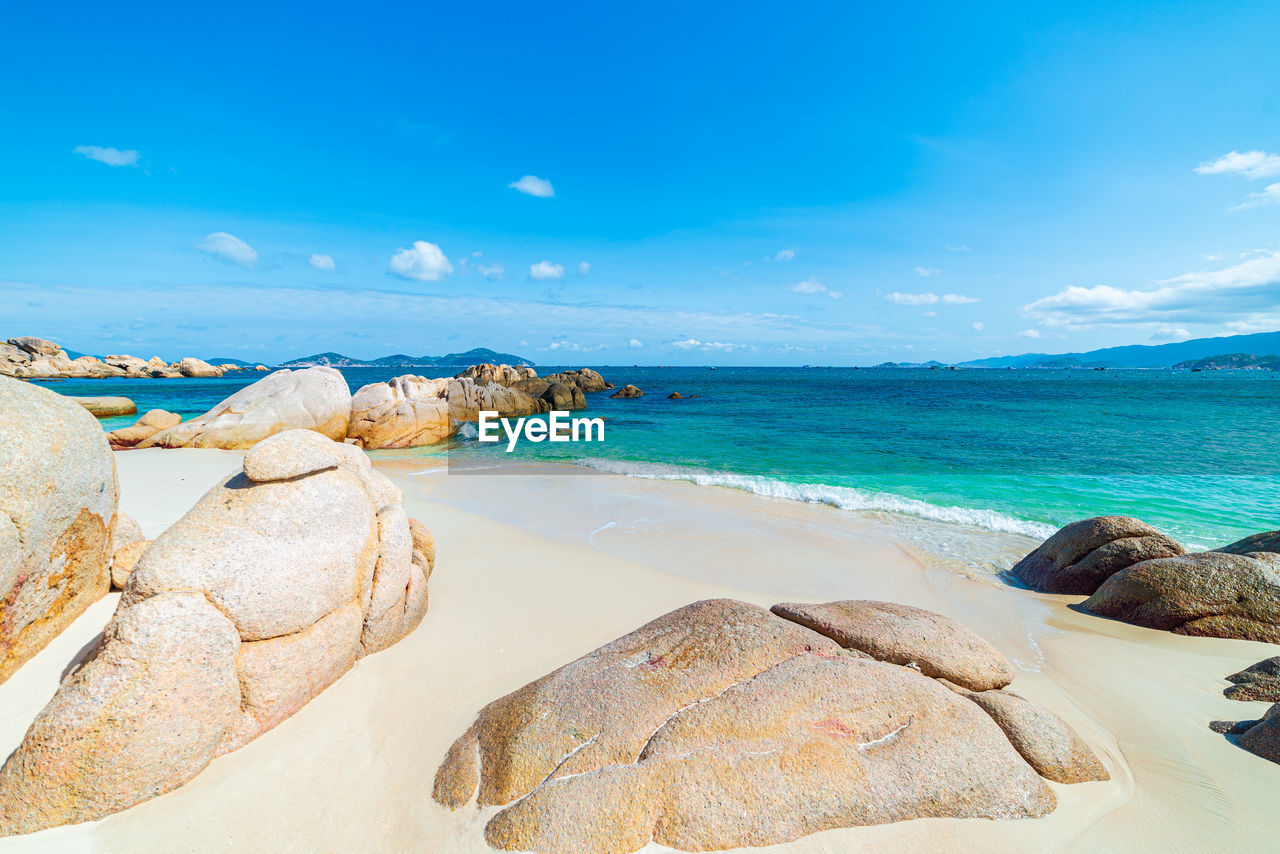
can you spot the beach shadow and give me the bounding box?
[59,632,105,681]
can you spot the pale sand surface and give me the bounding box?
[1,449,1277,852]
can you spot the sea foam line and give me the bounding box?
[576,458,1057,539]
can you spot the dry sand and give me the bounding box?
[1,448,1277,852]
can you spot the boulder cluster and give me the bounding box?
[0,429,436,835]
[1013,515,1280,643]
[0,336,266,379]
[433,598,1107,854]
[111,363,616,451]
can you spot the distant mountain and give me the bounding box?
[872,360,946,368]
[961,330,1280,369]
[1173,353,1280,371]
[280,347,532,369]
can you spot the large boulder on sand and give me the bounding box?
[771,599,1014,691]
[435,598,1106,853]
[1225,656,1280,702]
[0,430,434,835]
[1236,703,1280,764]
[1011,516,1184,595]
[0,377,118,684]
[138,367,351,449]
[1083,551,1280,642]
[107,408,182,449]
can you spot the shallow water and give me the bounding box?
[55,364,1280,551]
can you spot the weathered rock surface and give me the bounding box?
[139,367,351,449]
[1225,656,1280,702]
[1236,703,1280,764]
[70,396,137,417]
[549,368,610,392]
[107,409,182,449]
[951,688,1109,783]
[1083,551,1280,642]
[609,384,644,399]
[177,357,222,377]
[436,598,1105,853]
[347,375,547,449]
[112,511,143,551]
[0,431,434,834]
[242,428,346,481]
[1217,530,1280,557]
[443,377,544,423]
[455,363,537,386]
[1011,516,1185,595]
[110,539,150,589]
[770,600,1014,691]
[0,377,118,684]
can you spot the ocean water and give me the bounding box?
[53,365,1279,551]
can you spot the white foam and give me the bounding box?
[577,458,1057,540]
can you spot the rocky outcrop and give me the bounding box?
[609,384,643,399]
[0,430,434,835]
[1011,516,1184,594]
[549,368,610,392]
[434,598,1106,854]
[346,375,547,450]
[1225,657,1280,702]
[70,396,137,418]
[1237,704,1280,764]
[139,367,351,450]
[1217,531,1280,557]
[107,409,182,449]
[177,357,223,377]
[455,363,537,386]
[0,337,247,380]
[771,600,1014,691]
[667,391,684,399]
[1083,551,1280,642]
[0,377,118,684]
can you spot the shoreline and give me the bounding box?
[2,449,1276,851]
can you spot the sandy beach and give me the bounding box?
[0,448,1274,852]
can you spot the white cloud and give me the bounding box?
[946,244,971,252]
[1023,251,1280,330]
[942,293,980,304]
[1195,150,1280,179]
[198,232,258,267]
[628,338,643,349]
[1017,328,1042,339]
[972,321,984,331]
[770,248,797,262]
[547,340,604,352]
[578,261,591,275]
[914,266,940,277]
[308,253,336,271]
[478,262,506,280]
[530,260,564,280]
[671,337,742,352]
[884,291,939,306]
[74,145,139,167]
[1230,183,1280,211]
[509,175,554,198]
[790,278,843,299]
[1151,325,1191,341]
[389,240,454,281]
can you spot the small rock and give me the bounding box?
[111,539,151,589]
[1237,703,1280,764]
[667,391,684,399]
[1225,656,1280,702]
[243,429,348,482]
[609,384,643,399]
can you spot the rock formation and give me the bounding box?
[667,391,684,399]
[107,409,182,449]
[346,374,547,449]
[1236,704,1280,764]
[0,430,434,835]
[177,357,223,377]
[70,396,137,417]
[434,598,1106,854]
[1225,656,1280,702]
[0,377,118,684]
[609,384,644,399]
[0,336,250,380]
[138,367,351,450]
[455,363,537,385]
[1082,551,1280,642]
[1217,530,1280,556]
[1011,516,1184,594]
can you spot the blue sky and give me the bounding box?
[2,0,1279,365]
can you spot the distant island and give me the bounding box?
[279,347,532,369]
[958,329,1280,369]
[1173,353,1280,371]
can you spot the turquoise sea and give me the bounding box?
[58,366,1279,551]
